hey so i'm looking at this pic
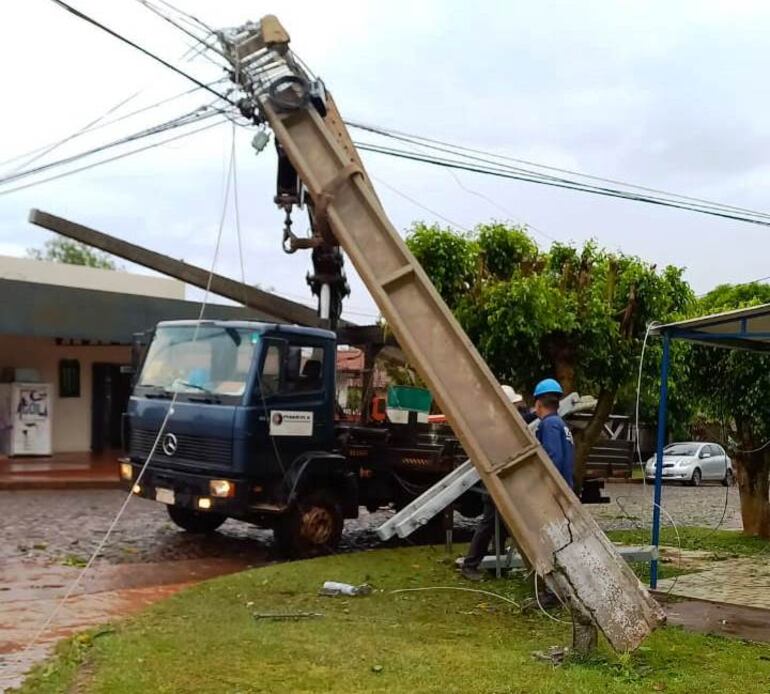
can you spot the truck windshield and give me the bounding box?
[138,325,259,398]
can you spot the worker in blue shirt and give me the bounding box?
[533,378,574,488]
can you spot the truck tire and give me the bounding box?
[167,506,226,534]
[274,489,343,558]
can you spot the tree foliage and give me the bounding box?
[693,283,770,444]
[406,221,694,488]
[689,283,770,536]
[27,238,118,270]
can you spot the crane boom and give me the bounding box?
[218,15,664,651]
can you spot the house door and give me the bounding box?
[91,363,132,452]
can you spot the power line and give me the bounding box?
[48,0,235,106]
[371,139,559,242]
[133,0,227,65]
[347,120,770,222]
[354,141,770,229]
[49,0,770,230]
[371,174,470,232]
[5,91,143,176]
[0,118,225,197]
[0,80,227,172]
[0,105,223,189]
[155,0,216,34]
[359,132,770,223]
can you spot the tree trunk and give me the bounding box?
[554,360,575,396]
[736,449,770,538]
[543,333,576,394]
[572,388,616,494]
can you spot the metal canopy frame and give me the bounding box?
[648,302,770,587]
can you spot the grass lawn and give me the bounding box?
[18,543,770,694]
[607,527,770,559]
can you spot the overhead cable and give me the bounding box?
[5,91,143,176]
[355,141,770,229]
[0,106,223,189]
[357,134,770,222]
[0,118,226,197]
[133,0,228,65]
[347,120,770,222]
[0,80,227,173]
[48,0,236,106]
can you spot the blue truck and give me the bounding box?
[120,319,469,557]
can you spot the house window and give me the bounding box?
[59,359,81,398]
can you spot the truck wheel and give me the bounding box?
[274,490,343,558]
[167,506,226,534]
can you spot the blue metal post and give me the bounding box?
[650,331,671,589]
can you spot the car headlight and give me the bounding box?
[120,462,133,481]
[209,479,235,498]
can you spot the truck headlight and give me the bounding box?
[209,480,235,498]
[120,462,133,481]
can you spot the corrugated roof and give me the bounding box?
[651,302,770,352]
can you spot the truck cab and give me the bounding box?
[122,320,354,556]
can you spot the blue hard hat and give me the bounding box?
[534,378,563,398]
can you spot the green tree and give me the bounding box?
[691,283,770,537]
[27,238,118,270]
[406,222,694,490]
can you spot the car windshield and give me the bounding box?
[663,443,698,457]
[138,325,259,397]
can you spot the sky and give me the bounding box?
[1,0,769,324]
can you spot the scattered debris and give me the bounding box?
[319,581,372,597]
[253,612,324,621]
[61,554,88,568]
[531,646,569,666]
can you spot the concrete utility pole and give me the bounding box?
[28,209,387,347]
[216,15,665,652]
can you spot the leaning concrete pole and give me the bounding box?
[218,16,665,651]
[28,209,393,348]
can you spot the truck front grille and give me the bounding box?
[130,428,232,469]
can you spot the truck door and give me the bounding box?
[250,336,334,477]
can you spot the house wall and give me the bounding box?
[0,335,130,453]
[0,255,184,299]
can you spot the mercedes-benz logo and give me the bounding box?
[162,432,178,456]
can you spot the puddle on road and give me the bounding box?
[0,556,259,691]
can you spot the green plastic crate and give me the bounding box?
[386,385,432,413]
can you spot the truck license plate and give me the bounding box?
[156,488,175,505]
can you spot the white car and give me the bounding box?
[645,442,734,487]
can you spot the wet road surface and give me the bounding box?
[0,490,396,690]
[0,482,743,690]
